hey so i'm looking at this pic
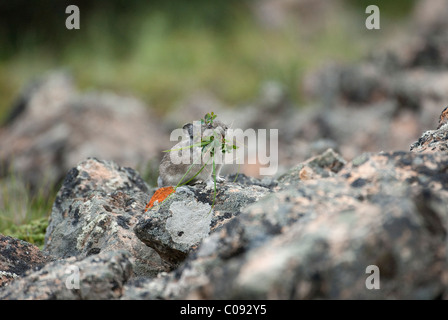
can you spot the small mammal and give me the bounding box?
[437,106,448,129]
[157,119,228,188]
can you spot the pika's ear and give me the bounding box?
[183,123,193,137]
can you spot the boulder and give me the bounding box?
[0,235,53,288]
[2,142,448,299]
[134,178,272,270]
[43,156,273,278]
[410,107,448,153]
[43,157,166,277]
[0,250,132,300]
[121,150,448,299]
[185,151,448,299]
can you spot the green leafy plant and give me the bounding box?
[201,111,217,126]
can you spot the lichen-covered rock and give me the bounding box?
[4,148,448,300]
[134,180,271,270]
[0,235,53,288]
[410,109,448,153]
[122,150,448,299]
[44,158,165,277]
[0,250,132,300]
[277,148,346,188]
[185,152,448,299]
[193,190,446,299]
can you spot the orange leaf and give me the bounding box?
[144,187,175,212]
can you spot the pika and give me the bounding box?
[157,119,228,188]
[437,106,448,129]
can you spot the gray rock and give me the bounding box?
[44,158,165,277]
[410,120,448,153]
[182,151,448,299]
[134,180,271,270]
[0,235,53,288]
[194,188,446,299]
[121,150,448,300]
[0,250,132,300]
[4,147,448,300]
[277,148,347,188]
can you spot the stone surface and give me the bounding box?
[0,250,132,300]
[184,151,448,299]
[2,147,448,300]
[410,126,448,153]
[276,148,346,188]
[0,235,53,288]
[44,157,165,277]
[122,149,448,300]
[410,107,448,153]
[134,179,271,270]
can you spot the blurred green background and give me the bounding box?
[0,0,416,119]
[0,0,416,246]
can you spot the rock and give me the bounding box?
[277,148,346,187]
[3,143,448,300]
[0,235,53,288]
[134,179,271,270]
[296,0,448,166]
[44,157,271,278]
[194,188,446,299]
[410,106,448,153]
[410,125,448,153]
[0,71,166,195]
[44,157,165,277]
[301,63,442,158]
[121,150,448,299]
[185,152,448,299]
[0,250,132,300]
[414,0,448,32]
[226,173,278,189]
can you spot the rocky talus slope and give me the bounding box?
[1,114,448,299]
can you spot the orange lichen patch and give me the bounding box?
[299,166,314,180]
[144,187,175,212]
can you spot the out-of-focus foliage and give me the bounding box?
[0,0,241,58]
[0,0,414,116]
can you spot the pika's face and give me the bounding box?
[204,120,228,140]
[182,120,228,141]
[438,106,448,129]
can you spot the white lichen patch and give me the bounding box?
[76,212,111,251]
[74,197,122,251]
[166,200,212,245]
[0,271,19,279]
